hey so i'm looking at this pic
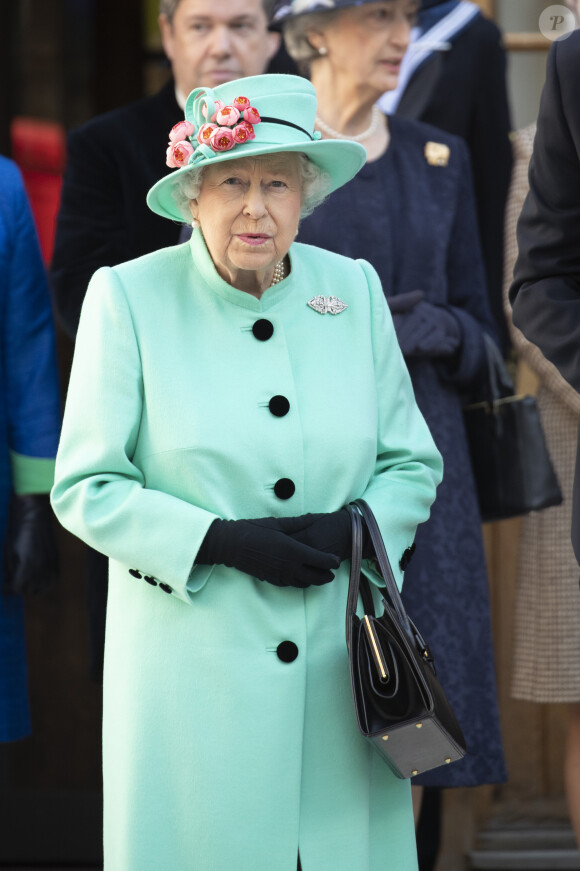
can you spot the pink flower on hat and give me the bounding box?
[237,120,256,140]
[166,139,194,168]
[232,124,251,144]
[216,105,241,126]
[168,120,196,142]
[233,96,251,111]
[197,122,218,145]
[242,106,261,125]
[209,127,235,152]
[202,99,225,122]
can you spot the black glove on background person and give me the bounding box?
[388,290,461,358]
[387,289,425,315]
[3,494,59,595]
[196,515,340,588]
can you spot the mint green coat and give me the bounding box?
[51,231,442,871]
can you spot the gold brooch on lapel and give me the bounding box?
[307,295,348,315]
[425,141,450,167]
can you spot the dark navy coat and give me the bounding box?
[299,115,507,787]
[0,157,61,741]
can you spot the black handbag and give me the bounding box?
[462,335,563,523]
[346,500,466,779]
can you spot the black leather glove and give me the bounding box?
[3,494,59,595]
[195,516,340,588]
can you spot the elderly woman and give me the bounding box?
[273,0,507,802]
[51,74,442,871]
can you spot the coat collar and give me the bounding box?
[188,228,297,312]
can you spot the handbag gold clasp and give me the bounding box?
[363,615,389,681]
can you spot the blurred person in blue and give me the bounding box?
[0,156,61,742]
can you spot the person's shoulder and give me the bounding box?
[389,115,466,161]
[0,155,23,190]
[0,156,27,222]
[553,29,580,75]
[86,243,189,312]
[292,241,366,274]
[458,11,503,49]
[112,242,188,284]
[68,81,177,145]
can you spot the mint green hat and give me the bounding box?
[147,73,367,223]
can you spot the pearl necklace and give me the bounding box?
[270,259,286,286]
[315,105,383,143]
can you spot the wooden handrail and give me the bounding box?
[504,32,551,51]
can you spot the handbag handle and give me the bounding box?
[346,500,413,650]
[482,333,514,402]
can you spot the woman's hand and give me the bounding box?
[195,516,340,588]
[388,291,462,358]
[276,509,353,561]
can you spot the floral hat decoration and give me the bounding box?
[147,74,367,223]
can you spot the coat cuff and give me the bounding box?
[11,451,55,494]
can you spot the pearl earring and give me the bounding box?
[318,46,327,55]
[191,218,200,229]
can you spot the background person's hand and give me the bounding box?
[3,494,59,595]
[386,289,425,315]
[195,516,340,588]
[391,300,462,359]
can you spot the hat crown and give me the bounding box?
[186,74,318,144]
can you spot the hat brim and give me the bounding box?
[147,138,366,223]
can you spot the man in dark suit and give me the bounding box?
[510,29,580,560]
[51,0,280,339]
[380,0,513,351]
[50,0,281,681]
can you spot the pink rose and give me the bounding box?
[166,139,194,167]
[236,120,255,140]
[233,96,250,110]
[232,123,250,144]
[202,99,225,122]
[197,122,217,144]
[215,105,240,127]
[242,106,261,124]
[168,120,195,142]
[209,127,235,152]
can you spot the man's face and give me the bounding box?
[159,0,280,96]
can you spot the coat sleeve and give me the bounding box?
[50,124,132,340]
[510,35,580,393]
[1,162,61,494]
[358,259,443,590]
[51,266,220,604]
[436,138,499,390]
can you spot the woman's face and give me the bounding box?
[310,0,418,95]
[190,154,303,286]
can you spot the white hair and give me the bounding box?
[172,152,332,222]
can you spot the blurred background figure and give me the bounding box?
[0,155,61,744]
[51,0,281,340]
[378,0,512,352]
[273,1,506,867]
[507,4,580,848]
[50,0,281,684]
